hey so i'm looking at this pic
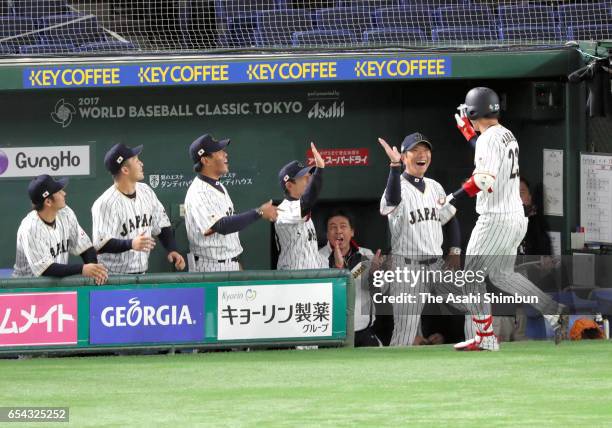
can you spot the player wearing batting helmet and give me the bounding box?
[448,87,568,351]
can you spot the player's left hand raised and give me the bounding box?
[167,251,186,271]
[311,142,325,168]
[377,138,401,164]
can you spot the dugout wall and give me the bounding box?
[0,270,353,354]
[0,49,586,271]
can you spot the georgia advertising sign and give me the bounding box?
[89,288,204,345]
[0,145,90,178]
[0,292,77,347]
[217,283,333,340]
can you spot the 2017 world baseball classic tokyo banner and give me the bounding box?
[23,56,451,89]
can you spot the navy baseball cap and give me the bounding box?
[190,134,230,169]
[401,132,433,153]
[28,174,68,204]
[104,143,143,175]
[278,160,315,192]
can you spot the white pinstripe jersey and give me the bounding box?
[184,176,243,261]
[380,176,447,258]
[474,124,523,215]
[92,182,170,274]
[275,198,327,270]
[13,206,92,277]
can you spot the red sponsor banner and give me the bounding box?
[306,148,369,167]
[0,292,78,347]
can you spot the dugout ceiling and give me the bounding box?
[0,49,587,270]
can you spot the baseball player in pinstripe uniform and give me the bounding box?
[92,143,186,274]
[13,174,107,284]
[378,133,468,346]
[184,134,277,272]
[275,143,328,270]
[449,87,568,351]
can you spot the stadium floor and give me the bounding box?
[1,341,611,427]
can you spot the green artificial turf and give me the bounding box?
[1,341,611,427]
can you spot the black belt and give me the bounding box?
[403,257,439,266]
[194,255,239,263]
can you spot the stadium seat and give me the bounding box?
[363,27,427,43]
[254,10,313,46]
[431,26,498,42]
[217,15,259,47]
[373,6,435,31]
[214,0,280,22]
[524,313,548,339]
[0,44,17,54]
[313,7,376,37]
[0,16,36,46]
[292,29,357,46]
[337,0,400,7]
[558,2,612,28]
[18,43,74,53]
[434,5,495,29]
[176,0,218,49]
[0,0,11,15]
[498,4,557,29]
[402,0,470,4]
[499,26,561,43]
[590,289,612,316]
[566,24,612,41]
[10,0,70,17]
[0,15,36,34]
[74,40,137,52]
[549,291,598,314]
[37,14,106,46]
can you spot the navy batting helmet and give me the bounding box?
[462,87,500,120]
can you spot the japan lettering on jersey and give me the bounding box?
[184,177,242,261]
[474,124,523,215]
[13,206,93,277]
[275,198,327,270]
[92,182,170,274]
[380,177,448,258]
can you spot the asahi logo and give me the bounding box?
[307,101,344,119]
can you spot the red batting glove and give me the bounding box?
[462,176,480,197]
[454,114,477,142]
[462,175,494,197]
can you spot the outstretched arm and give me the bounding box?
[210,201,278,235]
[378,138,403,210]
[300,142,325,217]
